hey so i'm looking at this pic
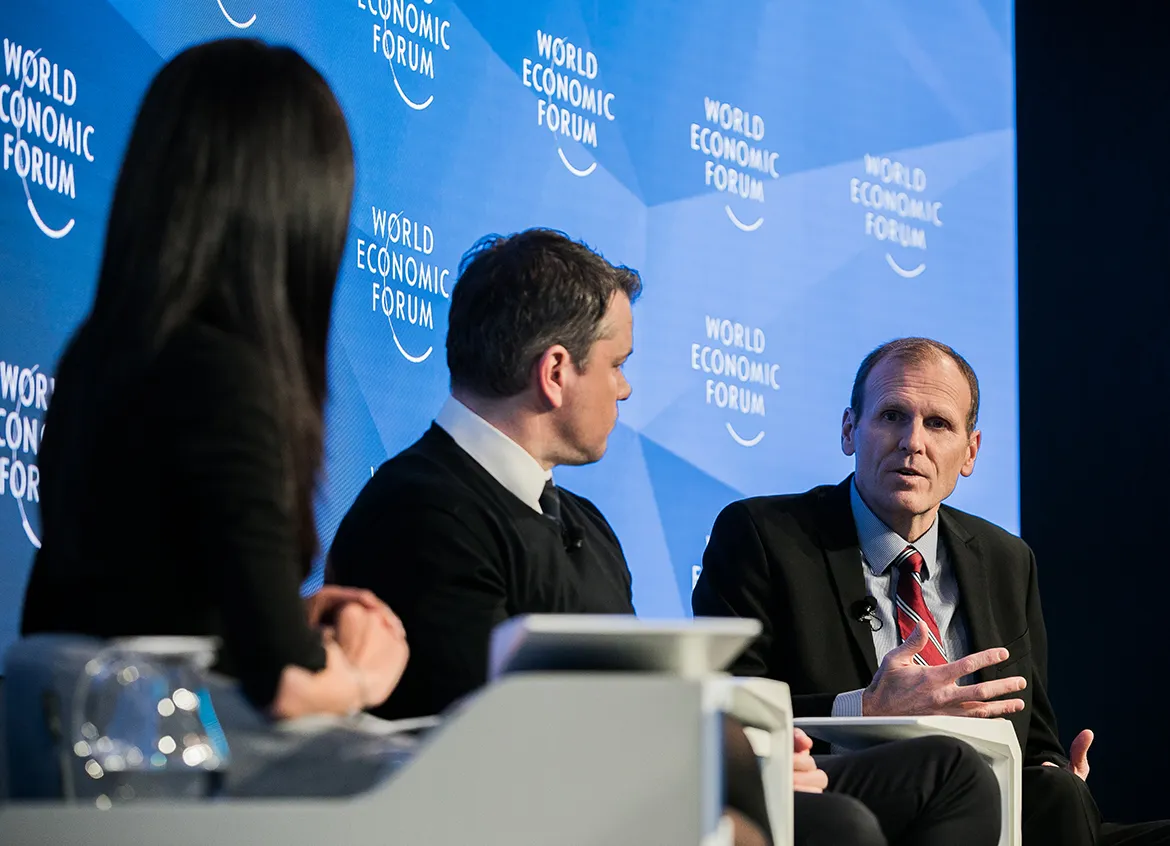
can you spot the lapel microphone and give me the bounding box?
[562,524,585,551]
[851,596,883,632]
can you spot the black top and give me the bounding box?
[21,323,326,708]
[328,425,634,719]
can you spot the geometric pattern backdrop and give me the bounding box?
[0,0,1016,647]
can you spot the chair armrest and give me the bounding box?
[720,677,794,846]
[795,716,1021,846]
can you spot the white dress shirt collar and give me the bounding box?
[434,396,551,513]
[849,477,941,579]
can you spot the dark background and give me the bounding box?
[1018,1,1170,821]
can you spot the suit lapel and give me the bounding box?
[940,509,1000,683]
[817,478,880,678]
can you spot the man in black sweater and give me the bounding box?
[328,229,1000,846]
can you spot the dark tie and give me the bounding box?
[539,479,561,525]
[893,546,949,666]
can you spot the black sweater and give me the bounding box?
[328,425,634,720]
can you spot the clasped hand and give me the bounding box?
[307,585,410,709]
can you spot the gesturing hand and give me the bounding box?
[792,727,828,793]
[861,622,1027,718]
[1043,729,1093,781]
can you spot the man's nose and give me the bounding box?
[618,372,632,401]
[900,419,926,453]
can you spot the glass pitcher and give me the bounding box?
[66,636,229,806]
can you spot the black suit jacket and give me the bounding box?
[693,477,1068,768]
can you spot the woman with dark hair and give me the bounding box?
[20,39,406,720]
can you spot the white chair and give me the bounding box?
[795,716,1021,846]
[488,614,795,846]
[730,677,1021,846]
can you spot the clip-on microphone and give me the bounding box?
[850,596,882,632]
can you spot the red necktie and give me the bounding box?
[893,546,949,666]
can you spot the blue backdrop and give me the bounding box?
[0,0,1017,648]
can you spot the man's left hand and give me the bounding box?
[792,728,829,793]
[1043,728,1093,781]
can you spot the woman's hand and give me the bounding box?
[305,584,403,636]
[331,602,409,709]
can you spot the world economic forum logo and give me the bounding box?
[357,0,452,111]
[689,98,778,232]
[0,360,51,550]
[356,204,451,364]
[690,315,780,449]
[521,31,615,178]
[215,0,256,28]
[1,39,97,239]
[849,154,943,278]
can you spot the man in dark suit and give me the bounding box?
[330,233,1001,846]
[694,337,1170,846]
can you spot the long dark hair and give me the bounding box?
[41,39,354,569]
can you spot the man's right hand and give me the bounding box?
[861,622,1027,718]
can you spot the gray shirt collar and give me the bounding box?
[849,478,941,579]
